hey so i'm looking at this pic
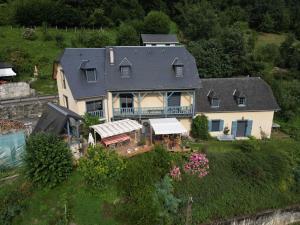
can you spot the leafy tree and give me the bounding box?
[116,23,139,46]
[79,146,125,188]
[84,31,114,48]
[82,113,99,138]
[24,133,73,187]
[143,10,171,34]
[87,8,112,28]
[260,13,275,32]
[256,44,280,63]
[191,115,210,140]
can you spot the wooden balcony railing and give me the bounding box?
[87,110,104,118]
[113,106,193,117]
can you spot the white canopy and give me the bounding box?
[90,119,142,139]
[149,118,187,135]
[0,68,16,77]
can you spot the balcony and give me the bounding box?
[87,110,104,119]
[113,106,193,118]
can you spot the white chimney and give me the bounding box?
[109,48,114,65]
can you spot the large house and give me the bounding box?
[54,36,279,139]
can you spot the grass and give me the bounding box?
[0,26,116,95]
[255,32,286,49]
[12,171,119,225]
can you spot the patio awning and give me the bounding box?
[102,134,130,146]
[0,68,16,77]
[90,119,142,139]
[149,118,187,135]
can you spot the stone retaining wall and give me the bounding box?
[0,82,34,100]
[202,205,300,225]
[0,96,58,120]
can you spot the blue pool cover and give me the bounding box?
[0,131,26,168]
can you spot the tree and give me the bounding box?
[24,133,73,187]
[191,115,210,140]
[87,8,112,28]
[260,13,275,32]
[116,23,139,46]
[84,31,113,48]
[143,11,171,34]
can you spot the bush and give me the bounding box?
[0,182,32,225]
[191,115,210,140]
[143,11,171,34]
[116,23,139,46]
[84,31,113,48]
[55,33,65,48]
[82,113,99,138]
[24,133,73,187]
[79,146,125,189]
[237,140,260,152]
[22,28,37,41]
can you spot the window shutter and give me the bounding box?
[208,120,212,132]
[246,120,253,136]
[219,120,224,131]
[231,121,237,136]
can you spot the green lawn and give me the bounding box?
[255,32,286,49]
[12,172,119,225]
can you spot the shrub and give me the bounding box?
[116,23,139,46]
[84,31,113,48]
[42,33,53,41]
[0,182,32,225]
[191,115,210,140]
[55,33,65,48]
[24,133,73,187]
[79,146,125,189]
[143,11,171,34]
[22,28,37,41]
[183,153,209,178]
[237,140,260,152]
[82,113,99,138]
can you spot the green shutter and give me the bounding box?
[208,120,212,132]
[219,120,224,131]
[246,120,253,136]
[231,121,237,136]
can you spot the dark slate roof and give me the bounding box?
[58,46,201,99]
[59,48,107,99]
[141,34,179,44]
[0,62,12,69]
[196,77,280,113]
[105,46,201,91]
[33,103,82,134]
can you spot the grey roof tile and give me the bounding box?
[196,77,280,112]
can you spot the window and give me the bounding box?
[238,97,246,106]
[211,120,221,132]
[120,94,133,108]
[175,66,183,77]
[85,69,97,82]
[63,95,69,109]
[168,92,181,107]
[120,66,130,78]
[61,70,66,89]
[86,100,102,112]
[211,98,220,108]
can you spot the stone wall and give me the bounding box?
[0,96,58,120]
[0,82,34,100]
[202,205,300,225]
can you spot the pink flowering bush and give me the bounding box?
[184,153,209,178]
[170,166,182,181]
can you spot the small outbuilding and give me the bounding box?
[141,34,179,46]
[0,62,16,83]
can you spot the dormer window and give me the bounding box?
[85,68,97,82]
[119,57,132,78]
[175,66,183,77]
[211,98,220,108]
[233,89,246,107]
[172,57,184,77]
[207,89,220,108]
[238,97,246,106]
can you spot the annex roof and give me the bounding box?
[33,103,82,135]
[141,34,179,44]
[90,119,142,139]
[149,118,187,135]
[0,68,16,77]
[195,77,280,113]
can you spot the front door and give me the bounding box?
[236,121,247,137]
[167,92,181,107]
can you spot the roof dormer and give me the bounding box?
[207,89,220,108]
[80,60,97,83]
[119,57,132,78]
[172,57,184,77]
[233,89,246,107]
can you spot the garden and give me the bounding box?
[1,131,299,225]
